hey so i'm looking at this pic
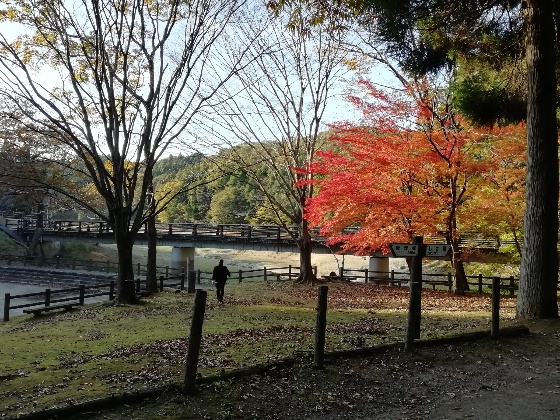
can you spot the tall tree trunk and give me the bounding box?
[452,256,468,295]
[297,220,316,284]
[114,217,138,304]
[145,213,158,292]
[518,0,559,319]
[27,201,44,257]
[145,185,158,293]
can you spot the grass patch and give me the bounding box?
[0,280,518,417]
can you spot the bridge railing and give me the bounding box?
[4,216,523,250]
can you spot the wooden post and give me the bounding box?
[106,260,110,272]
[491,277,500,338]
[187,271,196,293]
[45,289,51,307]
[238,270,242,284]
[166,266,170,279]
[79,285,85,305]
[314,286,328,369]
[159,276,164,291]
[264,267,267,282]
[137,263,141,277]
[109,281,115,300]
[405,236,424,352]
[184,289,207,394]
[180,271,185,290]
[56,256,60,269]
[136,277,141,292]
[509,276,515,296]
[364,269,369,284]
[197,270,201,285]
[478,273,483,293]
[4,293,10,321]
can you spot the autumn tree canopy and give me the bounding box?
[303,80,527,292]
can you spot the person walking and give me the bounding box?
[212,259,231,303]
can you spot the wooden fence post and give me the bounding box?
[447,273,453,291]
[264,267,267,282]
[79,285,85,305]
[45,289,51,307]
[187,271,196,293]
[137,263,141,277]
[4,293,10,322]
[159,276,164,292]
[136,277,141,292]
[109,281,115,300]
[184,289,207,394]
[197,270,201,285]
[364,269,369,284]
[478,274,483,293]
[180,271,185,290]
[238,270,242,284]
[314,286,328,369]
[491,277,500,338]
[509,276,515,296]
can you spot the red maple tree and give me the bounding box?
[303,80,526,293]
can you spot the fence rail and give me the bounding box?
[340,268,519,294]
[4,282,115,321]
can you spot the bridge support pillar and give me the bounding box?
[39,241,61,258]
[171,246,195,274]
[368,256,389,283]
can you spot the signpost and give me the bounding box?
[389,236,451,352]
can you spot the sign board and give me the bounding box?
[426,244,451,257]
[389,243,419,257]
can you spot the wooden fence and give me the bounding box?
[4,282,115,322]
[340,268,519,295]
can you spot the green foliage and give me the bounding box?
[451,72,526,126]
[0,230,25,255]
[59,242,96,258]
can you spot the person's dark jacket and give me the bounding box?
[212,264,230,284]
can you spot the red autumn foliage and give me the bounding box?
[303,80,527,266]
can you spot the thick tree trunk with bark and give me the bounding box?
[114,217,138,304]
[145,183,158,293]
[517,0,559,319]
[296,220,317,284]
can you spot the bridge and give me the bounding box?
[5,218,508,255]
